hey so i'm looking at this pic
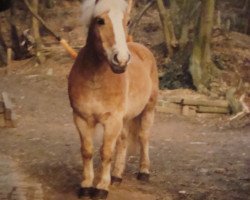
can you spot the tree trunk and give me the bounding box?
[0,19,7,67]
[44,0,55,8]
[31,0,41,46]
[30,0,45,63]
[179,0,201,49]
[157,0,177,59]
[189,0,216,93]
[246,0,250,34]
[9,1,25,60]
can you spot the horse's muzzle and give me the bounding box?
[110,64,127,74]
[110,53,130,74]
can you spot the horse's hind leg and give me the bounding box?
[112,127,128,184]
[137,104,155,182]
[73,113,95,198]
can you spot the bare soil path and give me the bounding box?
[0,61,249,200]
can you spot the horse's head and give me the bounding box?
[83,0,131,74]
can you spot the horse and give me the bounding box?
[68,0,158,199]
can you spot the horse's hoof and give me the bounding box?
[92,188,108,199]
[111,176,122,185]
[137,172,150,182]
[78,187,94,198]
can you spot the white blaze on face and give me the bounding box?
[108,10,130,66]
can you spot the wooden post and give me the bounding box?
[4,48,12,75]
[0,96,5,127]
[2,92,16,127]
[7,48,12,65]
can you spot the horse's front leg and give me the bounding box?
[95,117,123,198]
[73,113,95,198]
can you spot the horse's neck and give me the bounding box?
[79,30,108,78]
[85,25,106,64]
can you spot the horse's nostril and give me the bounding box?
[113,53,119,64]
[112,53,130,66]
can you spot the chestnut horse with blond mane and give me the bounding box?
[68,0,158,199]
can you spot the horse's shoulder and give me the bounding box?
[127,42,154,62]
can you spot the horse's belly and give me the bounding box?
[125,99,149,119]
[125,82,152,119]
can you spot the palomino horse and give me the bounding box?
[68,0,158,198]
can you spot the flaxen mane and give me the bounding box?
[82,0,127,28]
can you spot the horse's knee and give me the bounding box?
[81,147,93,159]
[138,132,149,143]
[100,148,112,163]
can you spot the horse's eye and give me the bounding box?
[96,17,105,25]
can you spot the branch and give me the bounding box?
[22,0,77,59]
[129,0,155,35]
[22,0,60,41]
[157,0,178,58]
[229,94,250,122]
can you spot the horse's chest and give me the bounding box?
[69,77,125,116]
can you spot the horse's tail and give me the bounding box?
[127,117,140,155]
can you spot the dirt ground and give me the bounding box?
[0,58,250,200]
[0,1,250,200]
